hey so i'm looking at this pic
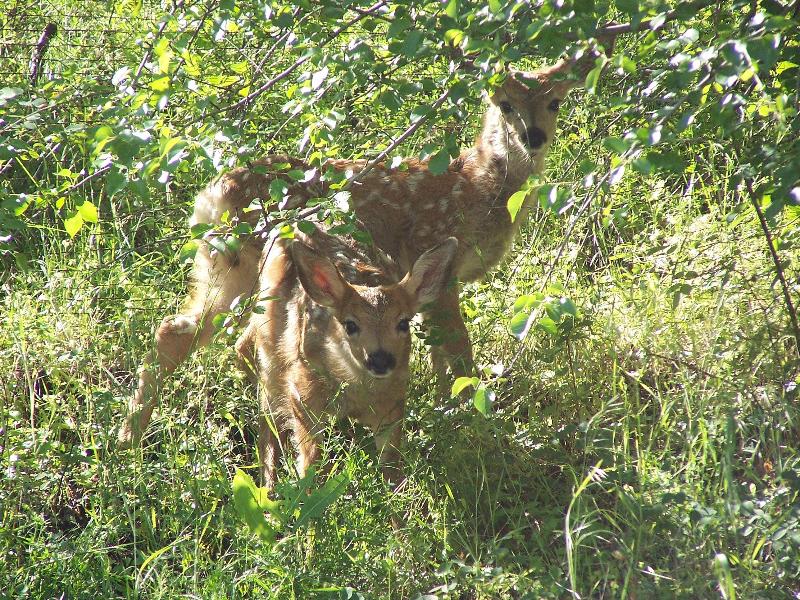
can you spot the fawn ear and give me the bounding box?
[401,237,459,310]
[292,242,350,307]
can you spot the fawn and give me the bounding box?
[239,226,457,486]
[119,47,609,447]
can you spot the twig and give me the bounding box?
[29,23,57,85]
[66,165,112,194]
[131,0,186,85]
[225,0,386,113]
[746,179,800,362]
[347,88,451,187]
[592,0,718,38]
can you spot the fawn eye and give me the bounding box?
[548,98,561,112]
[342,320,359,336]
[499,100,513,114]
[397,318,410,333]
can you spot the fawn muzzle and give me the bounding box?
[366,350,397,377]
[524,125,548,150]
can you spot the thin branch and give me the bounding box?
[565,0,719,41]
[746,179,800,362]
[66,165,112,194]
[29,23,57,85]
[347,88,451,187]
[226,0,387,113]
[132,0,186,85]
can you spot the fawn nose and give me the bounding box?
[524,126,547,150]
[366,350,396,376]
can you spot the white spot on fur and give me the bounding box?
[408,172,426,193]
[439,197,449,211]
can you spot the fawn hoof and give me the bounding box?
[116,413,144,449]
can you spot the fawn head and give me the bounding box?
[292,237,458,379]
[490,39,615,158]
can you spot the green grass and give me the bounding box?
[3,160,799,597]
[3,2,800,598]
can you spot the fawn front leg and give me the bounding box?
[288,386,327,480]
[373,419,405,488]
[424,285,474,395]
[360,396,406,487]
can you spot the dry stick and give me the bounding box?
[66,165,112,194]
[29,23,57,85]
[746,179,800,363]
[131,0,186,85]
[226,0,387,113]
[1,24,58,178]
[590,0,718,38]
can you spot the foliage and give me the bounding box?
[1,0,800,597]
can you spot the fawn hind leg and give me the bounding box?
[118,245,261,447]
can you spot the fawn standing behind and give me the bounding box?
[239,227,458,487]
[119,46,611,447]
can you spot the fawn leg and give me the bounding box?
[372,417,405,488]
[424,285,474,396]
[119,246,260,447]
[257,403,291,489]
[288,389,326,480]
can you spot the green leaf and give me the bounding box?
[401,30,423,57]
[614,0,638,14]
[452,376,479,397]
[232,469,277,543]
[105,167,127,197]
[64,212,83,238]
[428,149,450,175]
[473,384,494,415]
[179,240,199,263]
[269,179,289,202]
[507,189,528,222]
[0,87,24,100]
[510,308,534,340]
[510,293,544,340]
[78,201,98,224]
[603,137,630,154]
[190,223,215,238]
[297,220,317,235]
[584,62,603,95]
[488,0,503,15]
[445,0,459,19]
[150,76,170,92]
[296,471,350,527]
[444,29,464,47]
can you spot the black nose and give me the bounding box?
[524,126,547,149]
[366,350,396,375]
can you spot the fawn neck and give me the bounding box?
[463,103,544,212]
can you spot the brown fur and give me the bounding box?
[244,229,457,487]
[118,51,607,447]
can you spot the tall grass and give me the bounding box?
[2,2,799,598]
